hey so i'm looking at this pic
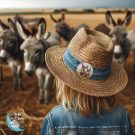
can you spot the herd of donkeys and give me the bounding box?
[0,10,135,104]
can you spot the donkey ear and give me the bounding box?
[14,15,23,22]
[36,18,46,40]
[0,19,9,32]
[60,13,65,22]
[16,20,30,40]
[121,11,132,27]
[8,18,17,33]
[105,11,116,27]
[50,14,58,23]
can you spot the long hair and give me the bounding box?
[55,78,117,116]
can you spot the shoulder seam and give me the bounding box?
[46,105,63,116]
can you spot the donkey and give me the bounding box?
[51,13,89,44]
[16,18,55,104]
[95,11,132,65]
[0,19,24,90]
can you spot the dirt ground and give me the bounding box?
[0,13,135,135]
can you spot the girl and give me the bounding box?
[41,28,133,135]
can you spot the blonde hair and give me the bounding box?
[55,78,116,115]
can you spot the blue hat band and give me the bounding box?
[63,50,112,80]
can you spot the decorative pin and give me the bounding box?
[76,62,93,80]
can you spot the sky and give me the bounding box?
[0,0,135,9]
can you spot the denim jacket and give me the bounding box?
[40,104,133,135]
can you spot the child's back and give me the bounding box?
[41,104,132,135]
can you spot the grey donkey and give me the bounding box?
[16,18,55,104]
[95,11,132,65]
[51,13,89,44]
[0,19,24,90]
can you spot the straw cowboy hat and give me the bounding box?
[45,28,128,97]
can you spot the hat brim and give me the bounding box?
[45,46,128,97]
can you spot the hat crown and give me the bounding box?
[68,28,114,68]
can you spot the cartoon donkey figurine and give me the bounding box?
[16,18,55,104]
[0,19,24,90]
[51,13,89,44]
[95,10,132,65]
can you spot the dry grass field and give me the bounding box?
[0,13,135,135]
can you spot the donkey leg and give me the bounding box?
[44,72,54,104]
[36,69,45,104]
[38,76,45,104]
[9,61,18,90]
[17,64,23,90]
[39,88,45,104]
[0,65,4,81]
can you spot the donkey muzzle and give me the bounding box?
[0,57,7,63]
[114,53,121,59]
[25,70,33,77]
[114,45,123,59]
[25,62,34,77]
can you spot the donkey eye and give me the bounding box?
[122,33,127,39]
[8,41,15,46]
[35,49,41,55]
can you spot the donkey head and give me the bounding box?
[16,18,48,76]
[50,13,70,37]
[105,10,132,60]
[81,63,91,77]
[0,19,22,62]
